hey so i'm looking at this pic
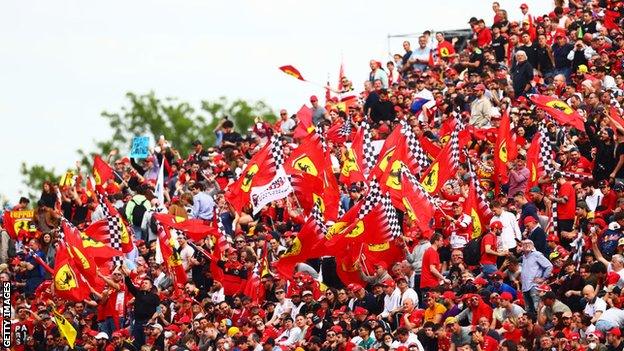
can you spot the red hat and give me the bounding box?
[607,271,621,286]
[378,124,390,134]
[474,83,486,91]
[353,306,368,316]
[397,347,409,351]
[547,234,559,243]
[310,95,318,102]
[165,324,180,333]
[177,315,191,324]
[520,3,528,9]
[330,325,343,333]
[537,284,552,292]
[382,279,396,288]
[490,221,503,230]
[500,292,514,301]
[523,216,537,225]
[348,283,364,293]
[491,271,504,279]
[86,329,98,337]
[474,277,488,286]
[611,327,622,337]
[442,291,456,300]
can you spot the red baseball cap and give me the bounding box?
[474,277,488,286]
[500,292,513,301]
[382,279,396,288]
[523,216,537,225]
[310,95,318,102]
[442,291,456,300]
[520,3,528,9]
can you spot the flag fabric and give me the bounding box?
[61,220,103,289]
[340,125,367,186]
[361,121,376,174]
[93,155,114,186]
[400,166,436,235]
[410,98,430,115]
[155,157,165,205]
[95,191,135,260]
[79,231,123,262]
[53,309,77,348]
[284,133,325,177]
[420,129,460,194]
[293,105,315,139]
[1,210,36,240]
[529,94,585,131]
[463,179,484,239]
[402,120,431,176]
[225,136,280,213]
[53,244,91,302]
[526,132,542,191]
[610,106,624,130]
[325,117,352,144]
[278,65,306,81]
[337,62,345,91]
[152,213,217,242]
[156,223,188,285]
[466,156,494,226]
[249,136,292,214]
[275,203,327,279]
[494,110,517,187]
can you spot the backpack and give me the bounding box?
[463,235,484,266]
[130,198,148,227]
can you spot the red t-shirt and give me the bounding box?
[420,247,441,289]
[481,335,500,351]
[12,319,34,351]
[557,182,576,220]
[480,233,498,265]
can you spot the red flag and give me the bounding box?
[93,155,114,186]
[463,180,484,239]
[339,126,367,186]
[152,213,217,242]
[293,105,315,139]
[419,136,441,160]
[526,133,542,191]
[79,231,123,263]
[529,94,585,131]
[610,106,624,130]
[420,138,458,195]
[400,170,435,235]
[494,110,517,186]
[279,65,305,81]
[53,245,91,302]
[62,221,105,291]
[225,141,277,213]
[156,224,188,286]
[2,210,36,240]
[275,215,326,279]
[284,133,325,177]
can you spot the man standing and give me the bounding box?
[480,221,508,277]
[190,182,215,222]
[122,265,160,349]
[523,217,547,257]
[520,239,553,315]
[511,50,534,97]
[421,233,449,294]
[491,201,522,254]
[549,172,576,236]
[405,230,431,305]
[470,84,493,128]
[310,95,327,127]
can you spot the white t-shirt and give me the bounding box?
[584,297,607,318]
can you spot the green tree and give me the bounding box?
[20,92,276,199]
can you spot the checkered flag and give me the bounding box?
[450,129,461,167]
[269,134,285,169]
[401,120,430,175]
[561,171,593,182]
[339,116,352,138]
[361,121,376,173]
[97,191,123,266]
[551,181,559,234]
[309,200,327,235]
[381,193,402,239]
[358,178,382,219]
[401,165,438,206]
[538,122,556,174]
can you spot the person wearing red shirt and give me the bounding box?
[11,306,37,351]
[436,33,457,62]
[472,327,499,351]
[420,233,449,292]
[563,148,593,174]
[476,20,493,47]
[480,221,509,276]
[550,172,576,234]
[596,180,617,219]
[97,270,130,335]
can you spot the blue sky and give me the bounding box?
[0,0,551,203]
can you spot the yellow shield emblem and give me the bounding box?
[120,221,130,244]
[378,148,396,172]
[281,237,302,258]
[385,160,403,190]
[312,194,325,214]
[368,242,390,251]
[345,220,365,238]
[546,100,573,114]
[293,155,318,176]
[499,140,508,163]
[421,162,439,193]
[241,164,259,192]
[326,221,348,240]
[402,197,417,222]
[54,264,78,291]
[341,149,360,177]
[470,208,482,239]
[81,233,105,248]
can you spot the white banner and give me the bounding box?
[250,168,293,215]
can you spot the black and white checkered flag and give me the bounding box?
[381,193,402,239]
[361,121,376,173]
[571,229,584,269]
[339,116,352,138]
[400,120,430,175]
[401,165,438,206]
[97,192,123,266]
[269,134,285,169]
[358,178,382,219]
[309,200,327,235]
[538,122,556,174]
[450,129,461,167]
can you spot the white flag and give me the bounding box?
[249,168,293,215]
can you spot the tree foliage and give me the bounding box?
[20,92,276,200]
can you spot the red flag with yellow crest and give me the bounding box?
[92,155,114,186]
[279,65,306,81]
